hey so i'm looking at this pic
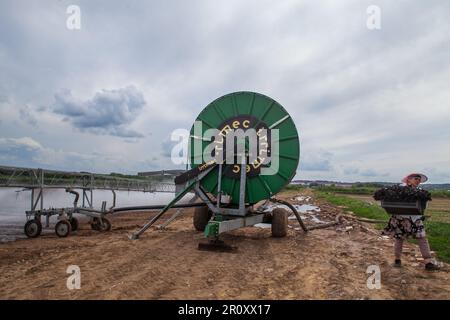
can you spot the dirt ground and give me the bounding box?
[0,189,449,300]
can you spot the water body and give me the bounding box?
[263,203,325,224]
[0,187,191,242]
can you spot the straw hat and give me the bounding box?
[401,173,428,184]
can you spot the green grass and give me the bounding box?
[315,190,450,263]
[430,190,450,199]
[285,184,450,198]
[316,185,378,195]
[427,211,450,224]
[283,184,307,191]
[422,221,450,263]
[297,184,450,198]
[315,190,387,221]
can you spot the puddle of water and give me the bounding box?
[288,213,326,224]
[261,203,325,223]
[254,223,271,229]
[308,214,325,224]
[293,204,321,213]
[294,196,311,202]
[261,203,321,213]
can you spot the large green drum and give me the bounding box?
[189,91,300,205]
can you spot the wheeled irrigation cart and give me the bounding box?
[23,188,114,238]
[0,165,174,238]
[130,91,306,250]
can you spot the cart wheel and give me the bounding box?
[99,218,111,232]
[55,220,71,238]
[91,217,111,232]
[263,212,273,223]
[69,217,79,231]
[271,208,288,238]
[24,219,42,238]
[90,218,99,231]
[193,207,212,231]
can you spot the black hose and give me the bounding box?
[111,202,206,213]
[65,188,79,208]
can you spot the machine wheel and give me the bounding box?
[69,217,79,232]
[24,219,42,238]
[91,219,100,231]
[193,207,212,231]
[55,220,71,238]
[263,212,273,223]
[91,217,111,232]
[271,208,288,238]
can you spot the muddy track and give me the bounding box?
[0,189,449,300]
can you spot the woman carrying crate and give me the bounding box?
[383,173,440,271]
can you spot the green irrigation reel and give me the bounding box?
[131,91,303,249]
[187,91,300,205]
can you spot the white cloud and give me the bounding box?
[0,137,42,150]
[52,86,146,138]
[0,1,449,182]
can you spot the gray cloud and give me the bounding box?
[0,136,92,170]
[0,136,149,173]
[1,1,450,182]
[300,151,333,172]
[343,167,360,175]
[19,105,37,127]
[52,86,146,138]
[360,169,381,177]
[161,138,175,159]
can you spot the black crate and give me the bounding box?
[380,200,427,215]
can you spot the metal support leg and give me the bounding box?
[239,158,247,215]
[217,164,222,209]
[130,166,215,240]
[90,174,94,208]
[39,169,48,227]
[110,189,116,210]
[30,188,34,214]
[194,184,220,214]
[157,209,183,230]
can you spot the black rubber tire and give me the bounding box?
[263,212,273,223]
[271,208,288,238]
[99,218,111,232]
[55,220,71,238]
[69,217,79,232]
[24,219,42,238]
[91,219,100,231]
[91,217,111,232]
[193,207,212,231]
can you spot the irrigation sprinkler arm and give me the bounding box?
[109,189,116,211]
[129,166,216,240]
[65,188,79,209]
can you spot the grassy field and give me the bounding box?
[312,189,450,263]
[314,185,450,199]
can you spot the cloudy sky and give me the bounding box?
[0,0,449,183]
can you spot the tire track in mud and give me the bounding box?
[1,191,449,299]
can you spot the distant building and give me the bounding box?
[291,180,356,188]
